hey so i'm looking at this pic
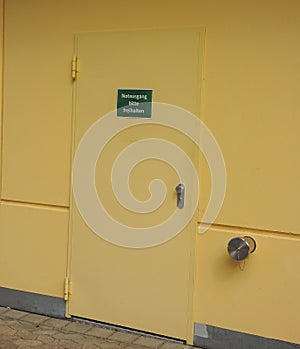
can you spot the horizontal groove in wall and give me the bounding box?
[198,222,300,238]
[0,200,298,237]
[0,199,69,211]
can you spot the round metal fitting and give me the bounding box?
[227,236,256,261]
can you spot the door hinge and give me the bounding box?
[71,55,80,80]
[64,277,72,301]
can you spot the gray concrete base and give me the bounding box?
[194,323,300,349]
[0,286,66,318]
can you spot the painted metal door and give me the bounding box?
[69,29,204,340]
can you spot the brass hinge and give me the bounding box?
[71,55,80,80]
[64,277,72,301]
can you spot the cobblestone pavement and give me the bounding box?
[0,307,193,349]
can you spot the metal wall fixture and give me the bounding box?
[175,183,185,209]
[227,236,256,261]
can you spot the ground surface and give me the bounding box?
[0,307,193,349]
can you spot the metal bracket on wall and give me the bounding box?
[71,56,80,80]
[64,277,72,301]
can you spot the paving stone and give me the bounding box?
[0,307,9,314]
[54,331,89,343]
[17,328,38,340]
[32,326,58,336]
[0,324,17,336]
[58,338,82,349]
[22,313,49,324]
[159,342,190,349]
[86,326,116,339]
[37,334,59,344]
[98,341,126,349]
[0,333,18,341]
[123,346,148,349]
[82,344,99,349]
[43,317,69,329]
[7,319,38,331]
[133,336,165,348]
[64,321,93,333]
[34,344,66,349]
[79,335,107,345]
[109,331,140,343]
[15,338,43,346]
[2,309,28,319]
[0,334,21,344]
[0,342,18,349]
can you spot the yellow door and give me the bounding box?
[69,29,204,340]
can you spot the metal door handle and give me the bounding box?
[176,183,185,209]
[227,236,256,261]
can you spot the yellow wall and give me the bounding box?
[0,203,69,297]
[195,227,300,343]
[0,0,300,344]
[2,0,300,228]
[0,0,3,196]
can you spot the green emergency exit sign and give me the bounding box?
[117,89,153,118]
